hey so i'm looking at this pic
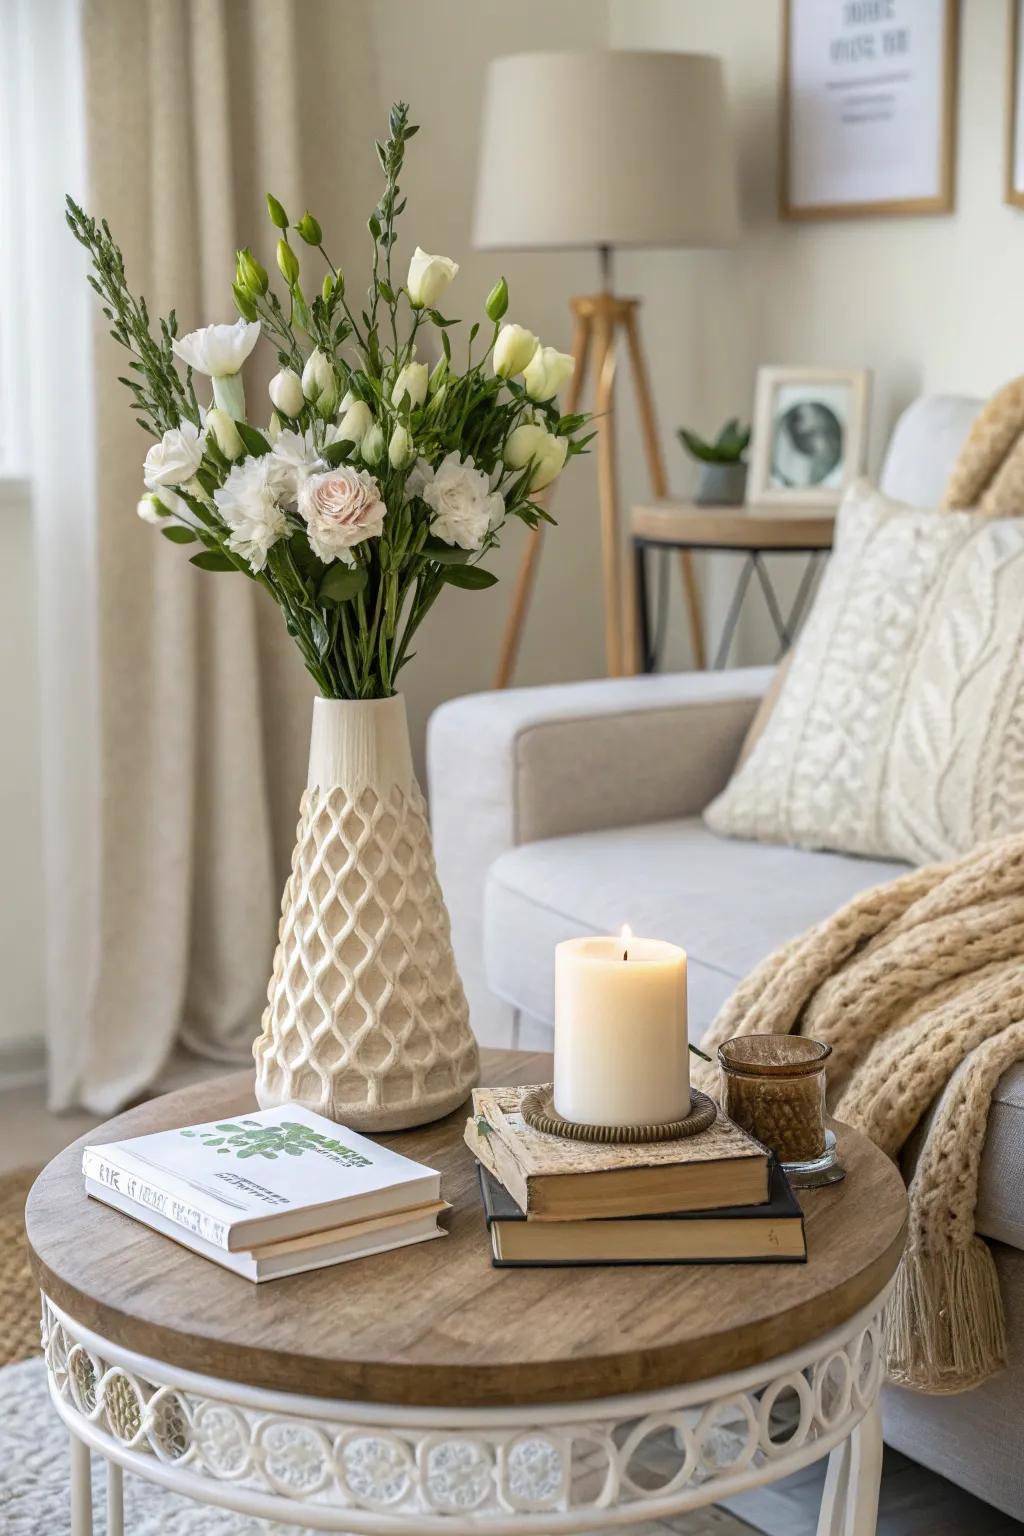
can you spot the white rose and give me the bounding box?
[137,490,184,525]
[523,345,575,402]
[172,319,260,378]
[206,407,244,461]
[388,424,414,468]
[298,467,386,563]
[391,361,429,410]
[504,423,568,490]
[413,451,503,551]
[213,454,291,572]
[143,421,206,490]
[493,323,539,379]
[337,399,373,446]
[407,246,459,309]
[361,423,385,466]
[269,367,304,418]
[301,347,336,406]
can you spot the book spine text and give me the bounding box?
[82,1150,231,1249]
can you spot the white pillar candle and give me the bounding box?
[553,932,690,1127]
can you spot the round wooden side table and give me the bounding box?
[27,1047,906,1535]
[631,501,835,671]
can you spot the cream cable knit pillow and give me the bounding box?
[705,481,1024,863]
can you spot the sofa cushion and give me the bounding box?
[485,817,904,1037]
[485,816,1024,1252]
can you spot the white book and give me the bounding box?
[85,1178,446,1281]
[82,1103,441,1251]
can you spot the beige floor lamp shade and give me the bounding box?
[473,50,739,682]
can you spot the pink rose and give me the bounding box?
[298,466,386,563]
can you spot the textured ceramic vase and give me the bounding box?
[254,694,479,1131]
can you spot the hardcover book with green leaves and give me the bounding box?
[83,1103,441,1252]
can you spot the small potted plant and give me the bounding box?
[678,418,750,506]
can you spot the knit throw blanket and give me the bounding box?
[694,834,1024,1396]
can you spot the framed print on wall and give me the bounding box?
[747,367,872,508]
[780,0,959,219]
[1006,0,1024,207]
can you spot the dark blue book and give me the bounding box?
[479,1159,805,1266]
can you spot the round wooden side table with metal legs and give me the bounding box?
[27,1048,905,1535]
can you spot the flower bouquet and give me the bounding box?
[69,102,591,1130]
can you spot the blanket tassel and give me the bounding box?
[885,1238,1006,1394]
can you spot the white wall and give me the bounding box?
[609,0,1021,668]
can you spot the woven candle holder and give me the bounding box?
[521,1085,717,1144]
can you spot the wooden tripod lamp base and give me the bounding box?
[493,292,706,689]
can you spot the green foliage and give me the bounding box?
[678,418,750,464]
[183,1119,372,1166]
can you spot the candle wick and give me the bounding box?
[623,948,628,962]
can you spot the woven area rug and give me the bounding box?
[0,1167,43,1368]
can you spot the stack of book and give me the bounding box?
[465,1085,806,1266]
[83,1104,446,1281]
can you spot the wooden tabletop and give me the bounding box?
[26,1049,906,1409]
[632,500,835,549]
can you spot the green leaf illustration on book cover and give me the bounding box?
[180,1120,371,1167]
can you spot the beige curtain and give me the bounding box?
[58,0,381,1111]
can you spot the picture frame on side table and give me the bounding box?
[1006,0,1024,208]
[780,0,958,220]
[747,367,872,508]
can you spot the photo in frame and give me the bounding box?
[1006,0,1024,208]
[780,0,958,219]
[747,368,872,508]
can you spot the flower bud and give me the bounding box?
[269,367,304,418]
[137,492,170,525]
[266,192,289,229]
[235,246,268,296]
[232,283,258,322]
[493,323,539,379]
[523,345,575,403]
[391,361,429,410]
[277,238,300,286]
[206,406,244,461]
[322,273,334,303]
[504,423,568,489]
[388,423,414,469]
[361,423,385,466]
[268,411,283,442]
[295,211,322,245]
[301,347,334,404]
[485,277,509,323]
[407,246,459,309]
[337,398,373,446]
[429,355,448,395]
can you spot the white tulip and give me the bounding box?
[143,421,206,490]
[406,246,459,309]
[301,347,335,405]
[523,345,575,402]
[269,367,304,418]
[361,423,385,466]
[504,423,568,490]
[388,423,414,468]
[172,319,260,378]
[391,361,429,410]
[337,399,373,446]
[493,323,539,379]
[206,407,244,461]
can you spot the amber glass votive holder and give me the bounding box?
[718,1035,832,1170]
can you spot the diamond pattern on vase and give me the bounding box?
[255,778,479,1130]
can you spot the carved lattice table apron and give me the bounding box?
[26,1049,907,1536]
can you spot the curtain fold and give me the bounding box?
[43,0,380,1111]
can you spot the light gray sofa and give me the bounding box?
[428,395,1024,1522]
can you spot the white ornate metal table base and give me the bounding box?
[42,1287,889,1535]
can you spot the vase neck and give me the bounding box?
[308,694,414,793]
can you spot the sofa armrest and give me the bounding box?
[427,667,772,1044]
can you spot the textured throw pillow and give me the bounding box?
[705,481,1024,863]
